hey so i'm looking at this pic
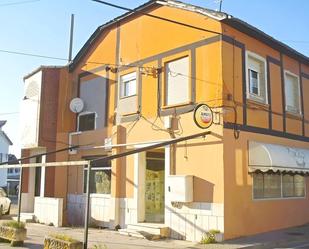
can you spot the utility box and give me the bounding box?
[167,175,193,202]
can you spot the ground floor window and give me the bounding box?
[253,172,305,199]
[83,161,111,194]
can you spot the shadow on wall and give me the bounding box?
[193,177,214,203]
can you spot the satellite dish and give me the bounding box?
[70,98,84,113]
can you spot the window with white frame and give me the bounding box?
[83,160,111,194]
[284,71,301,114]
[165,56,190,106]
[120,72,137,98]
[253,172,305,199]
[246,52,267,103]
[78,112,96,132]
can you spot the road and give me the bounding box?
[275,241,309,249]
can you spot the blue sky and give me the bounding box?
[0,0,308,157]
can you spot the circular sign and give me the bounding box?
[193,104,213,129]
[69,98,84,113]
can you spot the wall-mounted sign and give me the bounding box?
[193,104,213,129]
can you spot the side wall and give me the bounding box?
[222,23,309,239]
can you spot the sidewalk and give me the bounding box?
[196,224,309,249]
[1,221,309,249]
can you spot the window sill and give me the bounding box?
[83,193,111,198]
[121,111,140,117]
[161,101,193,110]
[119,94,137,100]
[253,196,306,201]
[285,111,302,120]
[247,98,269,110]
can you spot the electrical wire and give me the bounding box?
[0,49,158,71]
[91,0,222,36]
[0,0,40,7]
[0,112,19,116]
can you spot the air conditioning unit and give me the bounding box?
[167,175,193,202]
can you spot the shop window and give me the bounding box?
[284,71,301,114]
[246,51,267,103]
[120,72,137,98]
[253,172,305,199]
[165,56,189,106]
[78,112,96,132]
[83,161,111,194]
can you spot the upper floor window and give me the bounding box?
[165,56,189,106]
[78,76,107,130]
[78,112,96,132]
[120,72,137,98]
[284,71,301,114]
[246,51,267,104]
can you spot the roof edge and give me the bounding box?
[24,65,67,81]
[222,17,309,65]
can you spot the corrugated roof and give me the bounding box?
[69,0,309,71]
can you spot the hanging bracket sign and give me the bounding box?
[193,104,213,129]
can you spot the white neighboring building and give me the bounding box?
[0,121,13,187]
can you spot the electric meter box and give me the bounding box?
[167,175,193,202]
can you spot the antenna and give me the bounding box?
[68,14,75,63]
[219,0,223,12]
[215,0,223,12]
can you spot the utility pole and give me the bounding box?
[68,14,74,63]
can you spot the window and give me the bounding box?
[78,112,96,132]
[253,172,305,199]
[249,69,259,95]
[83,161,111,194]
[284,71,301,114]
[246,52,267,103]
[165,56,189,106]
[120,72,137,98]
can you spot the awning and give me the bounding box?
[248,141,309,174]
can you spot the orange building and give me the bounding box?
[20,0,309,241]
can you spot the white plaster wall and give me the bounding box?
[20,70,42,148]
[119,198,137,228]
[34,197,63,227]
[0,133,9,186]
[67,194,111,228]
[165,202,224,242]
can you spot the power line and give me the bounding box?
[0,0,40,7]
[0,49,68,61]
[91,0,222,36]
[0,112,19,116]
[0,48,158,70]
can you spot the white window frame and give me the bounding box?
[77,111,97,132]
[246,51,268,104]
[284,70,301,115]
[83,164,112,196]
[164,56,190,107]
[252,172,306,201]
[120,72,137,98]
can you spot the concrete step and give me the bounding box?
[118,228,146,239]
[127,223,169,237]
[121,223,170,239]
[12,213,35,223]
[118,228,162,240]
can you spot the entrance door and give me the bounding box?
[145,151,165,223]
